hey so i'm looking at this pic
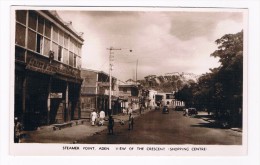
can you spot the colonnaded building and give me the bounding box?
[14,10,84,130]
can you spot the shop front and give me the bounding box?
[15,54,82,130]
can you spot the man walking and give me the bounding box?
[108,115,114,135]
[128,113,134,130]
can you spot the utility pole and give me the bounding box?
[107,47,121,116]
[136,59,138,84]
[107,47,132,116]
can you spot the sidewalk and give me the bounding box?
[197,112,242,133]
[20,108,152,143]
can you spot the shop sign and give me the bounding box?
[26,58,80,78]
[50,93,63,98]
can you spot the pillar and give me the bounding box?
[47,77,52,125]
[65,82,69,122]
[21,76,27,123]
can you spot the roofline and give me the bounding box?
[38,10,84,44]
[81,68,117,80]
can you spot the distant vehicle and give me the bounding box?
[162,106,169,114]
[188,108,198,116]
[175,106,185,111]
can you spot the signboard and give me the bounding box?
[50,93,63,99]
[26,58,81,78]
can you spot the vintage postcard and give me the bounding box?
[10,6,248,156]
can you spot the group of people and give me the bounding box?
[91,106,139,135]
[107,113,134,135]
[90,110,105,126]
[122,107,133,115]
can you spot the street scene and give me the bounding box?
[14,8,245,145]
[20,108,241,144]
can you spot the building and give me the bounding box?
[148,89,158,109]
[15,10,84,130]
[156,92,185,109]
[118,83,140,110]
[80,69,120,117]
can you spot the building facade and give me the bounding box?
[148,89,158,109]
[15,10,84,130]
[118,84,140,110]
[80,69,120,117]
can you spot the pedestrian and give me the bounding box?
[99,110,105,126]
[122,108,127,115]
[108,115,114,135]
[14,117,22,143]
[128,106,133,115]
[142,105,145,113]
[128,113,134,130]
[139,105,142,115]
[90,110,97,126]
[186,108,189,116]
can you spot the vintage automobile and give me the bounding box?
[175,106,185,111]
[188,108,198,116]
[162,106,169,114]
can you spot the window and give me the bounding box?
[63,49,68,64]
[37,16,44,34]
[77,57,81,68]
[43,38,50,56]
[52,26,58,42]
[36,34,43,53]
[59,31,64,46]
[69,51,73,66]
[166,94,174,99]
[123,88,127,93]
[52,42,59,60]
[27,29,36,51]
[28,11,37,30]
[58,46,62,61]
[73,54,77,67]
[69,39,74,52]
[44,20,51,38]
[16,10,26,25]
[64,34,68,48]
[15,23,26,46]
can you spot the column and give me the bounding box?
[22,76,27,121]
[65,82,69,122]
[47,77,52,125]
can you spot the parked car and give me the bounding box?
[175,106,185,111]
[188,108,198,116]
[162,106,169,114]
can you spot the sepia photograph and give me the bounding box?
[10,6,248,156]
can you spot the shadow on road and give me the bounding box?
[190,122,227,129]
[192,114,214,119]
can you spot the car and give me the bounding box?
[188,108,198,116]
[162,106,169,114]
[175,106,185,111]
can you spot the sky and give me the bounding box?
[57,8,244,81]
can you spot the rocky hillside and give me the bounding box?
[138,72,200,93]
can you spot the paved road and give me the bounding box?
[79,109,242,145]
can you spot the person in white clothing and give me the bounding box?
[128,107,133,115]
[90,110,97,126]
[99,110,105,126]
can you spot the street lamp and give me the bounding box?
[107,47,132,116]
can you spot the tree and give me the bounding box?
[175,31,243,127]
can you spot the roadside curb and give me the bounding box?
[230,128,243,132]
[201,117,242,133]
